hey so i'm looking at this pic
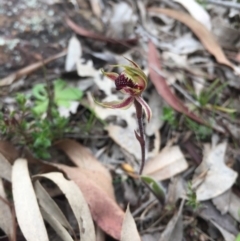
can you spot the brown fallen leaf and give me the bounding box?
[55,164,124,240]
[148,40,205,125]
[121,205,141,241]
[148,8,236,70]
[12,159,49,241]
[0,141,19,164]
[55,139,115,200]
[0,50,67,87]
[66,18,137,47]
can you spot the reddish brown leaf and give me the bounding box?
[66,18,137,47]
[55,139,115,200]
[56,164,124,240]
[148,8,235,69]
[148,40,204,124]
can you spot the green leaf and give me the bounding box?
[53,79,83,107]
[235,234,240,241]
[33,135,51,149]
[32,100,49,116]
[32,84,48,101]
[141,175,165,203]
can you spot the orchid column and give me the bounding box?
[95,58,152,174]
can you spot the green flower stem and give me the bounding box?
[134,98,145,175]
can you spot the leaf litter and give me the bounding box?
[1,0,240,240]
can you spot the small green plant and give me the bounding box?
[32,79,83,115]
[0,79,83,159]
[185,118,212,141]
[186,181,201,210]
[196,79,227,108]
[162,106,177,128]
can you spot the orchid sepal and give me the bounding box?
[101,69,119,81]
[94,96,134,109]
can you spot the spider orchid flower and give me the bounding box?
[95,59,152,122]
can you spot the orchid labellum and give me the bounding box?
[95,58,152,122]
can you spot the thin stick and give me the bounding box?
[134,98,145,175]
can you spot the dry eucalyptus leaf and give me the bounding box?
[193,142,238,201]
[211,220,236,241]
[0,178,14,241]
[159,200,184,241]
[35,172,95,241]
[0,152,12,182]
[143,145,188,181]
[146,89,164,136]
[174,0,212,30]
[148,8,236,71]
[167,176,186,205]
[55,164,124,240]
[65,35,82,72]
[55,139,115,200]
[199,201,238,238]
[229,192,240,223]
[107,125,141,161]
[34,181,72,230]
[89,0,102,18]
[12,159,49,241]
[121,205,141,241]
[41,208,74,241]
[212,189,231,215]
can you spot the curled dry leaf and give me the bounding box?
[0,152,12,182]
[0,178,14,241]
[35,172,95,241]
[120,205,141,241]
[148,8,236,71]
[41,208,74,241]
[192,142,238,201]
[12,159,49,241]
[0,50,67,87]
[55,164,124,240]
[148,40,205,125]
[143,145,188,181]
[174,0,212,30]
[55,139,114,199]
